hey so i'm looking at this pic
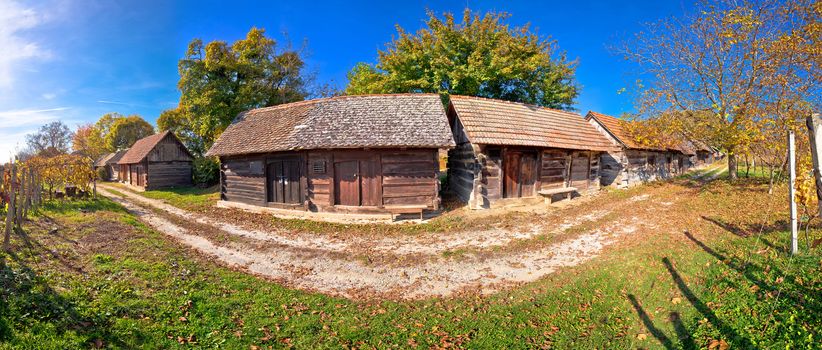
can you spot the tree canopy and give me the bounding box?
[72,124,107,160]
[105,115,155,151]
[25,121,73,157]
[345,9,579,110]
[622,0,819,179]
[159,27,310,155]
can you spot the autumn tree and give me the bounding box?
[25,121,73,157]
[72,124,107,159]
[105,115,155,151]
[159,27,309,155]
[346,9,579,110]
[622,0,817,179]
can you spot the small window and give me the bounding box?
[312,161,327,174]
[249,161,264,175]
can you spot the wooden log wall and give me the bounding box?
[146,161,192,189]
[380,150,438,208]
[447,142,477,203]
[481,147,503,202]
[540,150,567,190]
[307,151,332,207]
[221,155,266,205]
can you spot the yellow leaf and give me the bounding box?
[636,333,648,340]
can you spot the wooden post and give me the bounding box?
[788,131,798,255]
[4,162,16,250]
[805,113,822,219]
[21,169,29,220]
[15,166,25,228]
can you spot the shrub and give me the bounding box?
[96,167,109,181]
[192,157,220,186]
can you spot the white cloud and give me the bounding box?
[0,107,69,127]
[0,0,51,89]
[41,92,56,100]
[0,106,70,157]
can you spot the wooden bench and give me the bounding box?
[538,187,577,204]
[385,205,428,221]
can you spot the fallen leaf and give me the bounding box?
[671,297,682,305]
[636,333,647,340]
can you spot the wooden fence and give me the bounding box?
[2,155,96,251]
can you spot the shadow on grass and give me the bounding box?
[662,256,754,348]
[627,294,696,350]
[701,216,789,252]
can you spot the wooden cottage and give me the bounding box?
[93,149,128,181]
[585,111,692,188]
[446,96,615,209]
[205,94,455,216]
[117,131,194,190]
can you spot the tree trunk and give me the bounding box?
[768,165,776,194]
[728,153,738,180]
[745,154,750,178]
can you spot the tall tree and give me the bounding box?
[105,115,154,151]
[159,27,309,155]
[72,124,107,159]
[623,0,817,179]
[345,9,579,110]
[25,121,73,157]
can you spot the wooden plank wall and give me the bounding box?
[381,150,438,208]
[307,151,332,206]
[147,136,193,163]
[482,147,503,201]
[598,151,623,187]
[446,116,477,203]
[146,161,192,189]
[540,150,567,190]
[221,155,266,205]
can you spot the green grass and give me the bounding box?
[107,183,219,212]
[1,180,819,348]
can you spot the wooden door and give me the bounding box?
[504,151,538,198]
[334,160,360,206]
[267,160,302,204]
[519,152,537,196]
[359,158,379,206]
[570,154,590,191]
[504,152,522,198]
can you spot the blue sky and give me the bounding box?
[0,0,693,158]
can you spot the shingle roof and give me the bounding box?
[206,94,456,157]
[584,111,653,150]
[448,96,615,152]
[118,131,175,164]
[586,111,707,154]
[108,149,128,164]
[94,153,115,167]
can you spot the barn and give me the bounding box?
[446,96,615,209]
[205,94,455,216]
[93,149,128,181]
[585,111,693,188]
[117,131,194,190]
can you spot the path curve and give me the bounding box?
[98,186,638,299]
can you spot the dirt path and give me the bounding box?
[97,169,721,300]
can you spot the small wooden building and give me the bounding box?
[205,94,455,215]
[446,96,615,209]
[585,111,693,188]
[93,149,128,181]
[117,131,194,190]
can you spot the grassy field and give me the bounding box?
[106,183,219,212]
[1,177,819,348]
